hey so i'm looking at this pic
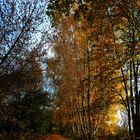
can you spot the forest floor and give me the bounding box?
[34,134,70,140]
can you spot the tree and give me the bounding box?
[46,15,122,139]
[0,0,51,139]
[46,0,140,139]
[0,0,47,72]
[111,0,140,139]
[0,0,47,105]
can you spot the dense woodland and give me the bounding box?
[0,0,140,140]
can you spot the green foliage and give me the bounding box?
[0,89,54,139]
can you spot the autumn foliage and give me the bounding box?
[46,0,140,139]
[0,0,140,140]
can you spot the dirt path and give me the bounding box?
[34,134,69,140]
